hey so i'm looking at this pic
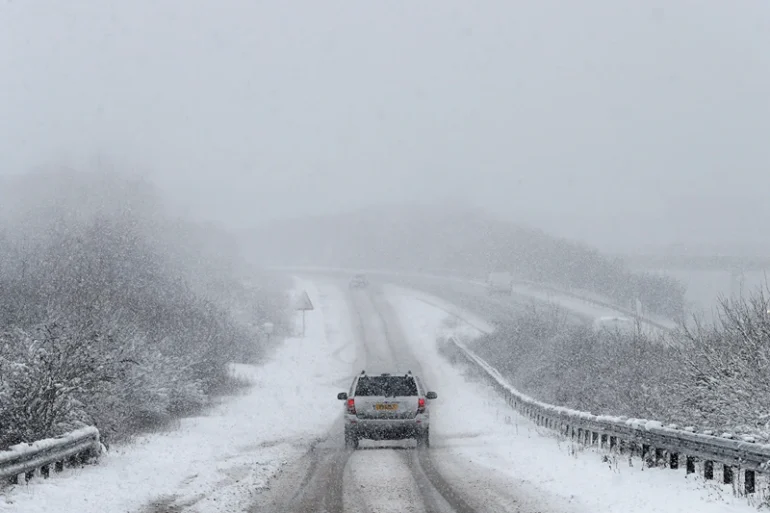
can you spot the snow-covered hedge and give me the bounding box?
[0,168,287,450]
[469,292,770,441]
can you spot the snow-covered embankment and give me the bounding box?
[2,278,354,513]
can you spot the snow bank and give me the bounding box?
[386,288,756,513]
[1,278,354,513]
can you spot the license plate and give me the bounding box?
[374,403,398,411]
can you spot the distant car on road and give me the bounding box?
[349,274,369,289]
[337,371,437,449]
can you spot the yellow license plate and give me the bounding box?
[375,403,398,411]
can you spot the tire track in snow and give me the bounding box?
[349,289,399,373]
[369,287,566,513]
[251,282,410,513]
[249,419,356,513]
[345,449,425,513]
[253,280,530,513]
[362,288,484,513]
[402,450,479,513]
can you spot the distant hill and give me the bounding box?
[245,204,686,318]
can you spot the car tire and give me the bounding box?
[416,428,430,449]
[345,429,359,450]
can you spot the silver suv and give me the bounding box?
[337,371,437,449]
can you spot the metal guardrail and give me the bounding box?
[0,426,102,485]
[447,336,769,495]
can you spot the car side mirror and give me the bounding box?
[337,392,348,400]
[426,392,437,400]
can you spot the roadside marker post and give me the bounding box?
[295,291,314,337]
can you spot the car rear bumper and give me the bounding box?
[345,416,428,440]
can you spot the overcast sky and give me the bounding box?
[2,1,768,252]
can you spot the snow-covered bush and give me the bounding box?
[0,322,117,448]
[0,167,288,449]
[471,289,770,439]
[673,290,770,436]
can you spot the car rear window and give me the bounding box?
[355,376,418,397]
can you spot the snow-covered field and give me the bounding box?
[510,281,678,331]
[636,267,770,321]
[384,285,758,513]
[0,278,354,513]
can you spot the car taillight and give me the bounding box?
[417,397,426,414]
[347,398,356,414]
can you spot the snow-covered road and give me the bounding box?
[2,276,756,513]
[271,267,677,338]
[253,284,581,512]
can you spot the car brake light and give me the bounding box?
[417,397,426,414]
[347,398,356,414]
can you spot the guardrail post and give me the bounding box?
[704,461,714,480]
[723,465,734,484]
[686,456,695,474]
[654,448,664,467]
[669,452,679,469]
[745,470,756,494]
